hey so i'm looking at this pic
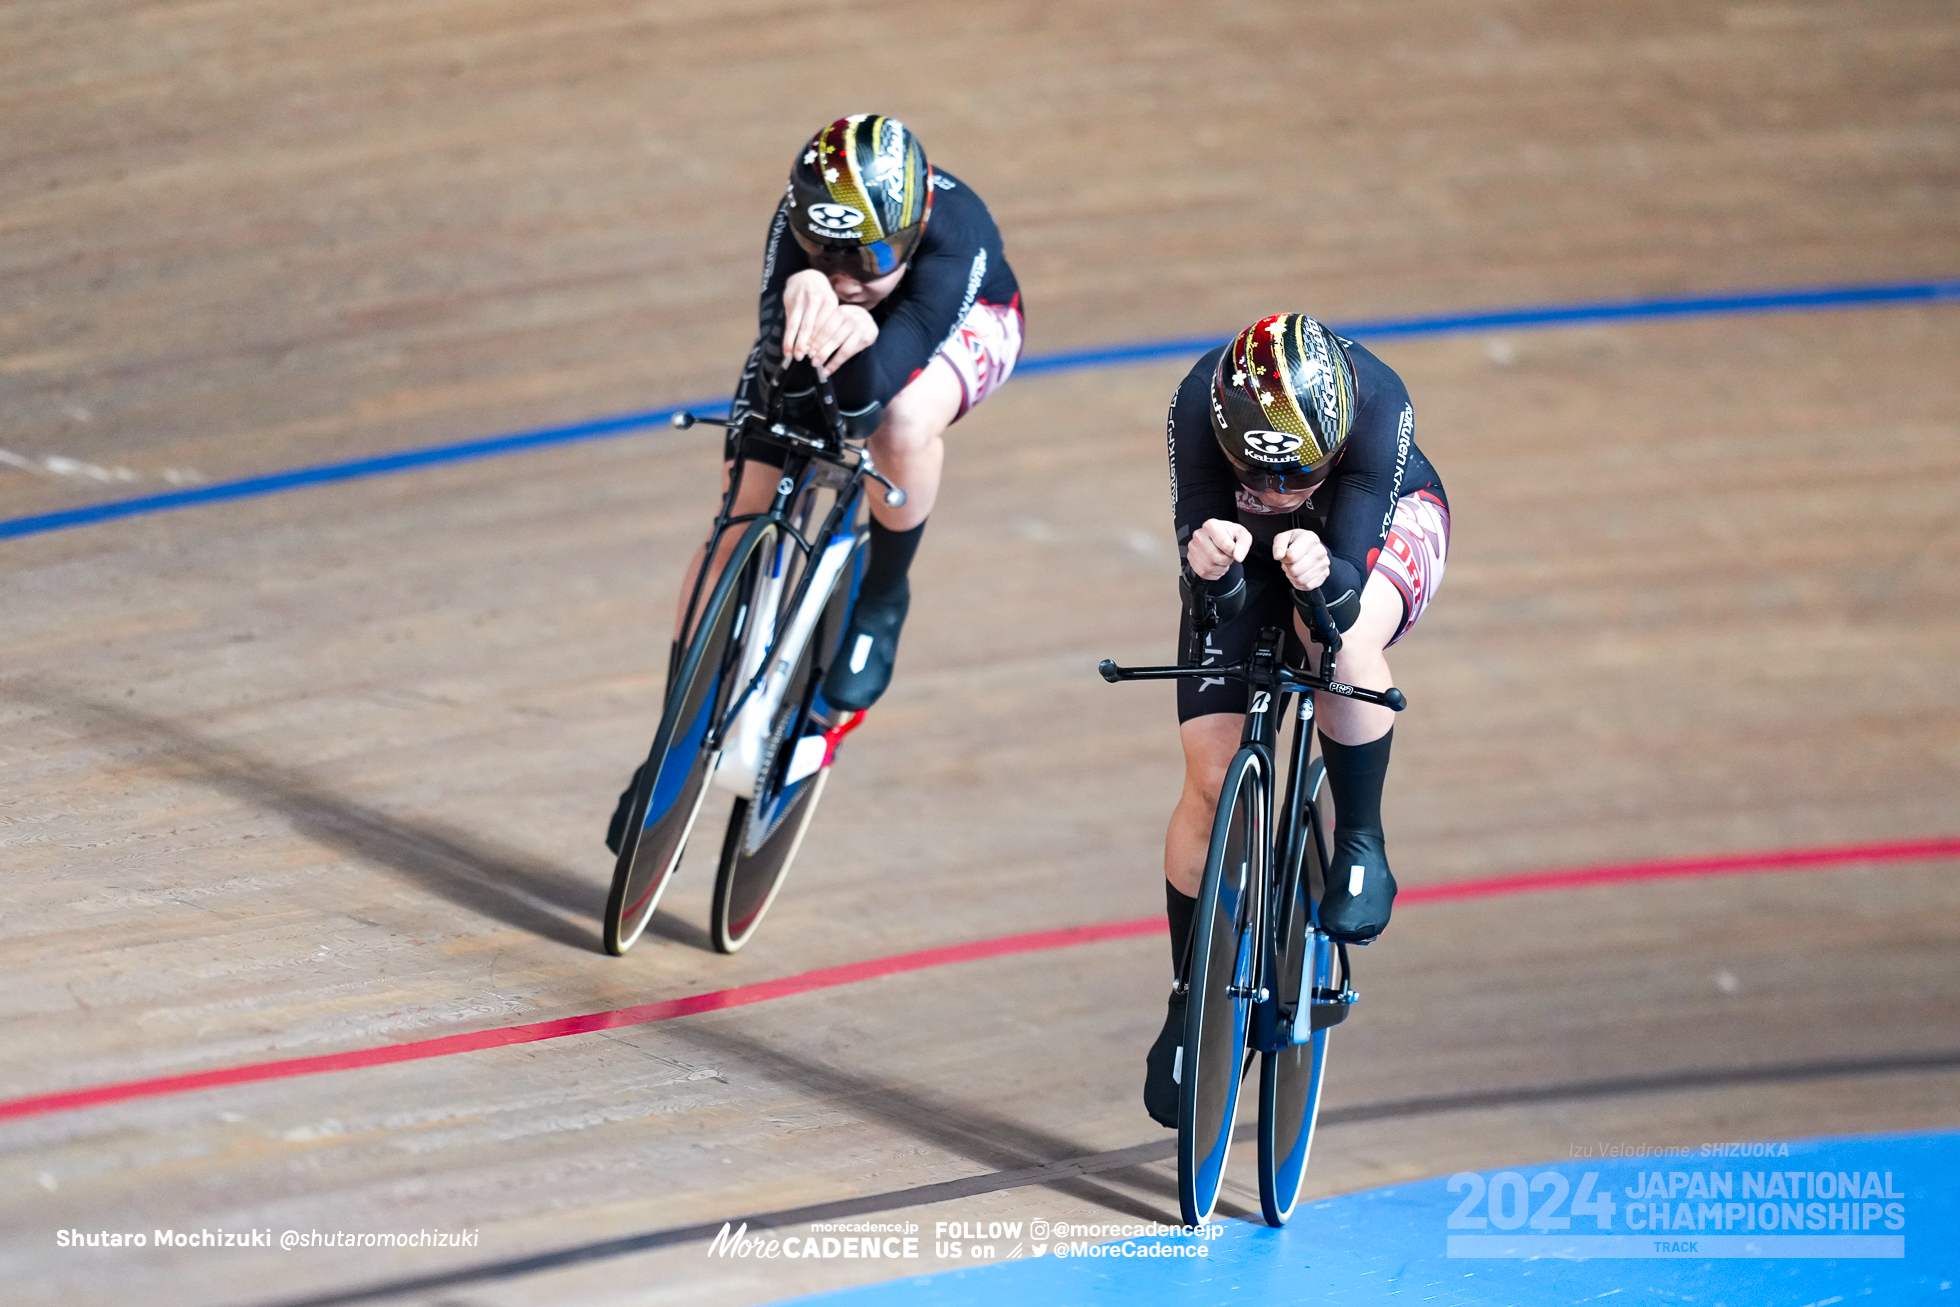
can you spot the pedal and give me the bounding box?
[818,709,867,764]
[784,734,828,785]
[783,710,869,785]
[1308,986,1359,1034]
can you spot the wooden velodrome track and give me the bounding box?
[4,3,1957,1304]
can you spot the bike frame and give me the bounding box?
[669,375,900,799]
[1099,590,1397,1051]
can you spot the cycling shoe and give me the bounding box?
[1143,989,1186,1129]
[1318,828,1397,943]
[822,593,909,711]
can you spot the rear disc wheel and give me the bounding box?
[709,532,858,954]
[1259,757,1334,1225]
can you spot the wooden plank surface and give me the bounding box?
[2,3,1957,1305]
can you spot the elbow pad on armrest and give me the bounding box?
[1180,563,1247,629]
[1294,585,1361,632]
[1326,586,1362,632]
[841,400,884,442]
[1211,570,1248,624]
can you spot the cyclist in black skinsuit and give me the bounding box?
[1145,313,1451,1127]
[606,115,1021,859]
[726,113,1022,710]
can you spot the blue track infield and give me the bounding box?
[780,1130,1959,1307]
[3,276,1956,544]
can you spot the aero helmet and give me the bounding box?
[1210,314,1358,493]
[787,115,932,279]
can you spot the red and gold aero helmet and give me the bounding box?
[1209,314,1359,493]
[787,115,933,278]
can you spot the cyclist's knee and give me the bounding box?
[1298,575,1401,672]
[1346,571,1406,655]
[873,410,944,461]
[726,459,784,511]
[1178,713,1240,802]
[876,360,961,456]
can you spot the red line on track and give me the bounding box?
[1396,835,1960,904]
[4,837,1954,1125]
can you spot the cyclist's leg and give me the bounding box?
[825,302,1022,710]
[820,363,955,710]
[1304,568,1404,742]
[865,295,1024,530]
[866,355,959,528]
[1145,713,1240,1128]
[1302,490,1449,941]
[1148,566,1283,1125]
[1144,709,1230,1128]
[672,457,783,636]
[1167,715,1242,896]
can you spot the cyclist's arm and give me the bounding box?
[1316,372,1415,631]
[829,177,1015,412]
[829,241,981,411]
[1167,348,1251,628]
[729,198,807,426]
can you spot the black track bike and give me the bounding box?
[1100,586,1404,1225]
[604,372,904,956]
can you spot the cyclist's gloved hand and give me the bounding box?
[1181,517,1251,638]
[1184,518,1251,582]
[1271,528,1330,593]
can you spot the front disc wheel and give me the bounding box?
[1179,749,1264,1226]
[604,521,777,955]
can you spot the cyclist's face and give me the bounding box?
[827,263,907,307]
[1236,455,1335,509]
[1242,482,1314,511]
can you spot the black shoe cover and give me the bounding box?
[822,593,909,712]
[605,762,645,856]
[1318,828,1397,943]
[1144,990,1186,1129]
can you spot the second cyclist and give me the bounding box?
[1146,313,1450,1127]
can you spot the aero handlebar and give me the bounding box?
[1102,572,1406,711]
[670,371,907,508]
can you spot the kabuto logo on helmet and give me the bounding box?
[1241,429,1305,463]
[806,203,865,236]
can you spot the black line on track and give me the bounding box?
[243,1047,1960,1307]
[669,1022,1172,1224]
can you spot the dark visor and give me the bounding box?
[791,223,923,279]
[1229,454,1336,496]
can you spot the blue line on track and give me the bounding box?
[5,277,1956,544]
[0,404,720,542]
[780,1129,1959,1307]
[1011,276,1960,375]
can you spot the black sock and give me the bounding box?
[1166,881,1197,981]
[857,517,925,611]
[1318,728,1393,836]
